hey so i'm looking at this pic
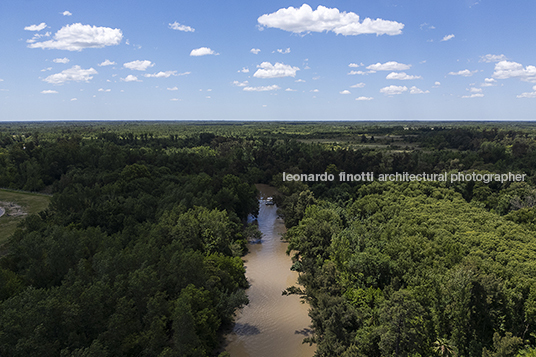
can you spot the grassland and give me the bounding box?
[0,189,50,245]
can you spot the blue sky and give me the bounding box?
[1,0,536,120]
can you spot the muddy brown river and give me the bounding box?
[224,184,315,357]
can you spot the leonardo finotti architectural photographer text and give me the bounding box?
[282,172,527,184]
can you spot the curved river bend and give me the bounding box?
[225,184,315,357]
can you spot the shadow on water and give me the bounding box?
[233,323,261,336]
[295,327,314,337]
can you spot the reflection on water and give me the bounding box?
[224,184,315,357]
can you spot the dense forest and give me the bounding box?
[2,121,536,356]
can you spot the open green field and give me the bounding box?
[0,189,50,244]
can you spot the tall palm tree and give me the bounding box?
[433,338,457,357]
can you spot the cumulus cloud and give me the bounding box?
[253,62,300,78]
[70,98,77,101]
[98,88,111,92]
[350,83,366,88]
[340,90,351,94]
[481,78,497,87]
[25,23,47,31]
[356,96,373,101]
[43,65,97,84]
[98,59,116,66]
[492,60,536,82]
[190,47,218,56]
[448,69,478,77]
[380,85,408,95]
[167,87,178,91]
[276,48,291,54]
[53,57,70,64]
[367,61,411,71]
[257,4,404,36]
[409,86,429,94]
[349,63,360,68]
[124,60,154,71]
[27,32,51,43]
[168,22,195,32]
[144,71,179,78]
[121,74,141,82]
[386,72,422,80]
[41,90,58,94]
[62,11,72,16]
[517,86,536,98]
[250,48,261,54]
[233,80,249,87]
[440,34,455,42]
[348,70,372,75]
[243,85,281,91]
[480,54,507,63]
[462,93,484,98]
[285,88,297,91]
[239,67,249,73]
[468,87,483,93]
[28,23,122,51]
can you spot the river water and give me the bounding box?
[224,184,315,357]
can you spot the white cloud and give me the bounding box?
[121,74,141,82]
[62,11,72,16]
[277,48,291,54]
[257,4,404,36]
[53,57,70,64]
[26,32,51,43]
[98,88,111,92]
[409,86,429,94]
[25,23,47,31]
[41,90,58,94]
[348,71,370,75]
[167,87,179,91]
[311,89,319,92]
[481,78,497,87]
[380,85,408,95]
[440,34,455,42]
[253,62,300,78]
[469,87,482,93]
[144,71,178,78]
[43,65,97,84]
[356,96,373,101]
[517,86,536,98]
[243,85,281,91]
[340,90,351,94]
[462,93,484,98]
[480,54,507,63]
[295,79,306,82]
[250,48,261,54]
[233,80,249,87]
[239,67,249,73]
[98,59,116,66]
[170,98,182,101]
[386,72,422,80]
[71,98,77,101]
[349,63,360,68]
[28,23,122,51]
[124,60,154,71]
[41,67,52,72]
[492,60,536,82]
[350,83,366,88]
[433,81,441,87]
[168,22,195,32]
[367,61,411,71]
[190,47,218,56]
[285,88,297,91]
[448,69,478,77]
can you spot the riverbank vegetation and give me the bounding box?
[2,121,536,356]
